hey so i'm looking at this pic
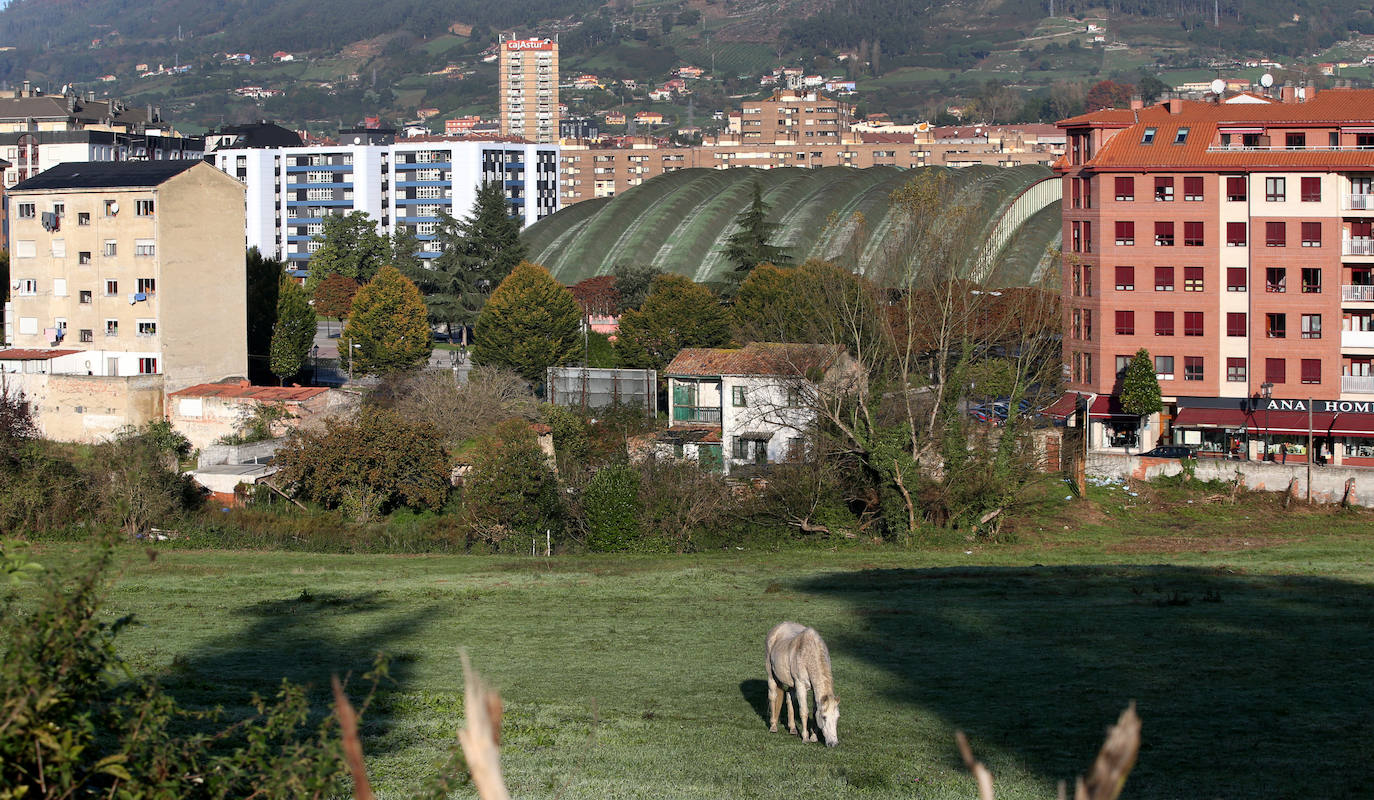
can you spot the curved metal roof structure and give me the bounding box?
[523,165,1062,286]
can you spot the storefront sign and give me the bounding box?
[1258,399,1374,415]
[506,39,554,51]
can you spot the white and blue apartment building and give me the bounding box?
[209,132,560,269]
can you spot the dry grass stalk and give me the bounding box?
[954,730,995,800]
[1075,702,1141,800]
[457,650,512,800]
[331,675,376,800]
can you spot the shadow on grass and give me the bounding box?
[161,588,442,758]
[795,565,1374,799]
[739,678,770,726]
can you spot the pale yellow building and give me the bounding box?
[3,160,247,435]
[498,35,558,143]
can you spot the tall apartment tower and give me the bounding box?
[498,35,558,143]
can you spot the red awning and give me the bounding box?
[1172,407,1246,429]
[1043,393,1135,420]
[1174,407,1374,437]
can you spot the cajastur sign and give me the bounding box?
[506,39,554,51]
[1258,398,1374,415]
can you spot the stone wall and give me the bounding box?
[3,372,164,442]
[1087,452,1374,508]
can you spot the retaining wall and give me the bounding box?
[1087,453,1374,508]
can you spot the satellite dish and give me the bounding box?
[352,136,362,144]
[1210,78,1226,95]
[108,201,119,215]
[1260,72,1274,88]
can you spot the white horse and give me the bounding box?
[765,621,839,746]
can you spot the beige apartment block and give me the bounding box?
[498,35,558,143]
[4,160,247,397]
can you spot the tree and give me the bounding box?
[1119,348,1162,451]
[615,274,732,370]
[1137,74,1168,104]
[246,247,284,384]
[583,462,643,551]
[460,419,563,547]
[612,263,663,311]
[389,226,424,277]
[341,265,432,375]
[304,212,390,295]
[721,181,791,283]
[420,182,528,337]
[313,273,360,334]
[472,261,581,383]
[269,275,317,384]
[372,365,536,450]
[1085,79,1135,111]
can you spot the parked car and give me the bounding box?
[1139,445,1195,459]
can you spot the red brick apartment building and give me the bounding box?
[1056,89,1374,465]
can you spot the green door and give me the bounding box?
[698,444,723,472]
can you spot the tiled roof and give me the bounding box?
[664,342,845,377]
[1061,90,1374,171]
[0,348,80,361]
[168,380,328,401]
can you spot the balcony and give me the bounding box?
[672,406,722,424]
[1343,285,1374,302]
[1342,329,1374,349]
[1348,194,1374,211]
[1346,239,1374,256]
[1342,375,1374,394]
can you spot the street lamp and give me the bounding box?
[1260,381,1274,461]
[347,339,362,381]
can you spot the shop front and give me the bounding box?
[1043,392,1151,452]
[1172,397,1374,465]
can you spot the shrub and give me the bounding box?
[460,419,563,549]
[583,462,643,551]
[91,423,201,535]
[635,457,731,553]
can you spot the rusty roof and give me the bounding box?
[664,342,845,377]
[168,381,328,401]
[0,348,81,361]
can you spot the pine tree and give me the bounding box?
[245,247,284,384]
[304,212,390,295]
[341,266,433,375]
[472,261,581,384]
[269,276,317,384]
[721,181,791,284]
[615,274,732,371]
[419,182,528,338]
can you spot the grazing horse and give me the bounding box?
[765,621,839,746]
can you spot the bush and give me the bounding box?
[460,419,563,550]
[635,457,731,553]
[583,462,643,551]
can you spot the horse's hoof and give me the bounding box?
[788,728,797,736]
[769,725,777,733]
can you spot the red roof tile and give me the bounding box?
[0,348,80,361]
[665,342,845,377]
[168,381,328,401]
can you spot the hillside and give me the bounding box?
[0,0,1371,134]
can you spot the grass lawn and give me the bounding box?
[50,481,1374,799]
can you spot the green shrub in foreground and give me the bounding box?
[583,462,643,551]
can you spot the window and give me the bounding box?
[104,199,118,216]
[1184,356,1204,381]
[1301,222,1321,247]
[51,239,66,258]
[1072,309,1082,339]
[1226,176,1246,201]
[79,290,92,304]
[1226,312,1247,337]
[1115,265,1134,291]
[1072,221,1081,252]
[1266,312,1286,338]
[732,437,751,460]
[136,199,154,216]
[1084,309,1093,340]
[1071,179,1081,208]
[1083,221,1092,253]
[79,329,93,343]
[1298,269,1321,296]
[135,239,156,257]
[16,202,35,218]
[1285,132,1306,150]
[1155,310,1174,336]
[104,319,119,336]
[1227,358,1246,382]
[103,240,117,257]
[1115,355,1131,376]
[138,358,158,375]
[79,251,91,265]
[137,320,157,336]
[1115,310,1134,335]
[104,280,118,296]
[1226,267,1248,292]
[1265,221,1285,247]
[1083,265,1093,296]
[1184,311,1204,336]
[1265,177,1286,202]
[1155,355,1175,380]
[1183,176,1203,201]
[1114,176,1134,201]
[1141,127,1157,145]
[14,278,36,295]
[1155,266,1174,291]
[1301,314,1322,339]
[137,278,156,295]
[731,386,747,407]
[13,240,34,259]
[1184,266,1204,292]
[77,212,90,226]
[1225,222,1247,247]
[1174,127,1191,145]
[1301,358,1321,385]
[53,279,66,297]
[1301,176,1321,202]
[1155,221,1174,246]
[1266,358,1286,384]
[1155,177,1174,201]
[1114,220,1134,246]
[1266,267,1286,293]
[1184,221,1204,246]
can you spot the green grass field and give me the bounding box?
[52,482,1374,799]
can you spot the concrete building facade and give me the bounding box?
[498,35,559,144]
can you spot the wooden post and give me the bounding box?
[1306,396,1313,503]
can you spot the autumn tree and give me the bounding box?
[472,261,582,383]
[304,212,390,295]
[269,275,317,384]
[341,265,432,375]
[615,273,732,370]
[312,273,360,334]
[721,181,791,284]
[1085,79,1135,111]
